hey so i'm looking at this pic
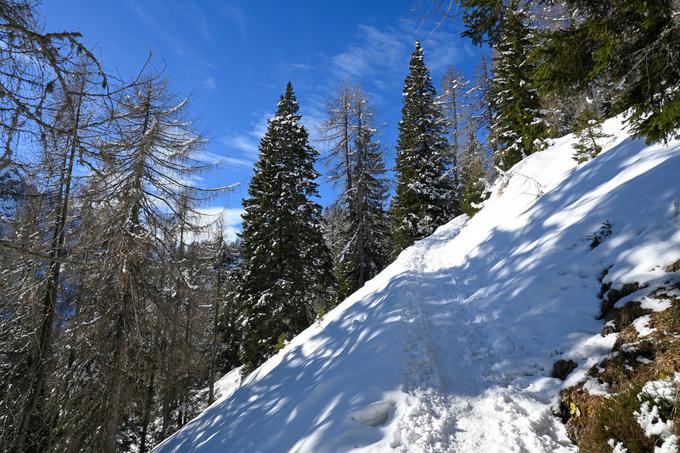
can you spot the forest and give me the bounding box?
[1,0,679,452]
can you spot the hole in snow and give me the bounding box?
[350,400,395,427]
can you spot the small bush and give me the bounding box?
[274,332,288,352]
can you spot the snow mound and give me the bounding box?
[153,116,680,452]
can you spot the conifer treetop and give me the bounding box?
[277,81,300,116]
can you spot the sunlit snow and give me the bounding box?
[154,117,680,452]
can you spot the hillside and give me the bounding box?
[154,117,680,452]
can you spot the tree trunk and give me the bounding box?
[102,86,152,452]
[139,367,156,453]
[102,297,130,453]
[208,245,223,405]
[14,83,84,453]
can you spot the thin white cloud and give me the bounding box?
[172,3,216,46]
[331,21,464,86]
[332,24,407,81]
[197,149,252,168]
[200,76,217,90]
[128,1,201,64]
[221,133,259,156]
[300,100,328,145]
[287,63,314,71]
[186,206,244,243]
[220,113,269,158]
[222,156,252,167]
[218,4,247,44]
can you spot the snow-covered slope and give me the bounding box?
[154,118,680,452]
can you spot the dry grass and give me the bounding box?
[559,283,680,451]
[665,258,680,273]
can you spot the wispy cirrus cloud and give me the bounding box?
[220,113,269,158]
[128,0,205,65]
[287,63,314,71]
[332,24,409,81]
[200,76,217,90]
[197,149,252,168]
[331,21,469,89]
[186,206,244,243]
[221,133,259,155]
[217,3,247,44]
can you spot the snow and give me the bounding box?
[635,373,679,451]
[632,315,655,337]
[581,377,610,396]
[153,116,680,453]
[211,366,243,403]
[640,295,673,312]
[608,438,629,453]
[657,435,680,453]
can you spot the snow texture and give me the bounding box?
[212,366,243,403]
[632,315,655,337]
[154,117,680,452]
[635,373,679,452]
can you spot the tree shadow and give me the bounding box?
[155,135,680,452]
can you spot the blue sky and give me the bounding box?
[42,0,486,239]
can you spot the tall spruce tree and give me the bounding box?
[459,124,489,217]
[391,41,453,254]
[336,91,390,300]
[491,2,547,170]
[440,66,470,215]
[470,56,499,159]
[237,82,335,371]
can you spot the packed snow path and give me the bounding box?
[154,118,680,452]
[387,221,576,452]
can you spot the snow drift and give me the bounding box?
[154,117,680,452]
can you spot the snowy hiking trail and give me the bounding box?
[154,117,680,453]
[389,206,575,452]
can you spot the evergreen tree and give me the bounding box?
[469,56,499,161]
[336,93,390,300]
[458,125,489,217]
[391,42,453,254]
[532,0,680,144]
[491,2,547,170]
[322,203,347,268]
[237,82,335,371]
[572,103,610,164]
[439,66,470,214]
[459,0,680,144]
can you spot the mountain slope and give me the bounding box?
[154,118,680,452]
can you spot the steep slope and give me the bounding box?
[154,118,680,452]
